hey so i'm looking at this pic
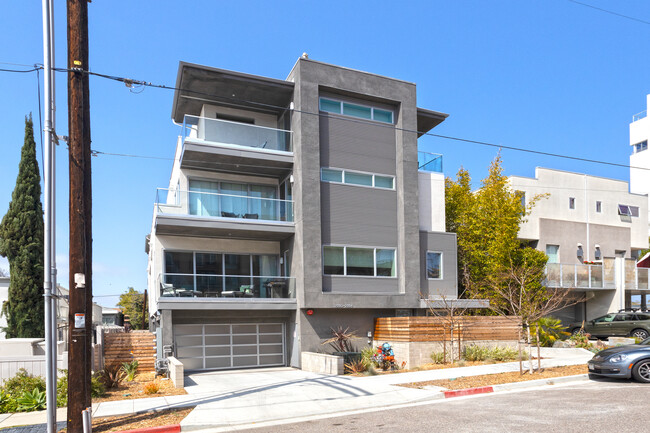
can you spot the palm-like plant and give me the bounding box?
[322,327,359,352]
[531,316,570,347]
[17,388,46,412]
[121,360,139,382]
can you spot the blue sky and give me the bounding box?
[0,0,648,307]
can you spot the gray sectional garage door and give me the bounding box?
[173,323,285,370]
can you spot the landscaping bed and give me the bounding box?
[399,364,588,390]
[94,372,186,403]
[58,407,194,433]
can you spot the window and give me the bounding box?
[569,197,575,209]
[319,97,394,124]
[596,201,602,213]
[320,168,395,190]
[323,246,396,277]
[618,204,639,217]
[635,140,648,153]
[426,252,443,279]
[546,245,559,264]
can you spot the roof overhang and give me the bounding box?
[638,252,650,268]
[417,107,449,137]
[172,62,295,123]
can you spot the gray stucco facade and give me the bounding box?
[147,58,456,371]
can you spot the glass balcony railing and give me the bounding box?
[418,151,443,173]
[182,115,292,153]
[545,263,649,290]
[633,110,647,123]
[155,188,294,223]
[158,273,295,299]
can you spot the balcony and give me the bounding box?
[158,273,295,299]
[545,263,649,290]
[154,188,294,240]
[418,151,443,173]
[633,110,647,123]
[180,115,293,176]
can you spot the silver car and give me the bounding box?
[588,338,650,383]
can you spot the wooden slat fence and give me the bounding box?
[374,316,521,342]
[103,330,156,372]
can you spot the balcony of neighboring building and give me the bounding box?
[154,187,294,241]
[545,260,649,291]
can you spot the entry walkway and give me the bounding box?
[0,348,592,431]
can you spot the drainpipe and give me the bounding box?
[584,174,590,261]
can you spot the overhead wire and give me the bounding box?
[566,0,650,26]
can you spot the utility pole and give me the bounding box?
[67,1,92,433]
[41,0,57,432]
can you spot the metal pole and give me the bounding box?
[41,0,56,431]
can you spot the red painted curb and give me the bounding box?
[444,386,494,398]
[112,424,181,433]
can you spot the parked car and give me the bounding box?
[569,311,650,340]
[588,338,650,383]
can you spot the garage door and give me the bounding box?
[173,323,285,370]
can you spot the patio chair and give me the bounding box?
[161,283,175,297]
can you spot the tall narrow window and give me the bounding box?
[546,245,560,264]
[569,197,575,209]
[596,201,602,213]
[426,252,442,279]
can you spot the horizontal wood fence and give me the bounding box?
[103,330,156,372]
[374,316,521,342]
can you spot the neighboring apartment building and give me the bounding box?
[630,94,650,237]
[146,58,459,371]
[509,167,649,323]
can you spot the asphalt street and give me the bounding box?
[236,378,649,433]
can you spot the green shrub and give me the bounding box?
[361,347,376,369]
[462,345,519,362]
[0,369,46,413]
[0,390,9,414]
[121,360,139,382]
[17,388,46,412]
[430,351,448,364]
[531,317,570,347]
[489,346,519,362]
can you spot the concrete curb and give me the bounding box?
[443,374,589,398]
[113,424,181,433]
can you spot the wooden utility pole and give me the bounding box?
[66,1,92,432]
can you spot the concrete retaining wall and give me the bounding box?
[167,356,184,389]
[300,352,343,375]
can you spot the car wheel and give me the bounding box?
[571,328,583,335]
[631,329,649,340]
[632,360,650,383]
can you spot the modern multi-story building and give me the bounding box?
[630,94,650,237]
[509,167,649,323]
[146,57,458,371]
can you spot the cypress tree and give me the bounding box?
[0,115,45,338]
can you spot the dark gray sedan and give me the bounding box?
[588,338,650,383]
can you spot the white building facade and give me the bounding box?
[630,94,650,237]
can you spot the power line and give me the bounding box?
[566,0,650,26]
[4,63,648,172]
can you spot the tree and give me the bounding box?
[488,247,579,373]
[445,154,546,301]
[0,116,44,338]
[116,287,148,330]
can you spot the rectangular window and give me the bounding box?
[320,167,395,190]
[319,97,394,124]
[323,246,396,277]
[635,140,648,153]
[630,206,640,217]
[569,197,575,209]
[375,175,394,189]
[376,249,396,277]
[346,248,375,276]
[319,98,342,114]
[342,102,372,120]
[345,172,373,187]
[596,201,602,213]
[321,168,343,183]
[426,252,442,279]
[546,245,560,264]
[373,108,393,124]
[323,246,344,275]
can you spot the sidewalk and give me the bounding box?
[0,348,593,432]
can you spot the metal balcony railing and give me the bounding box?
[155,188,294,223]
[158,273,295,299]
[182,115,292,153]
[418,151,443,173]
